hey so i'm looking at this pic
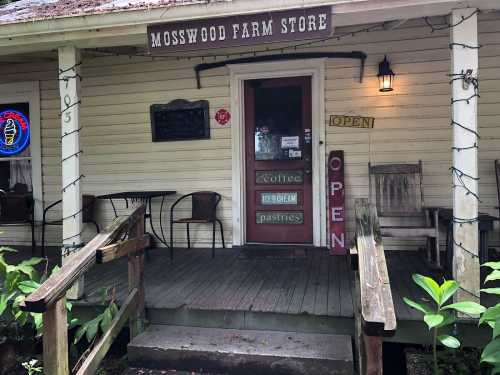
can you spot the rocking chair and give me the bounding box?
[368,161,440,265]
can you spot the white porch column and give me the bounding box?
[58,46,84,299]
[451,9,480,303]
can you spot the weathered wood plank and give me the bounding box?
[354,198,396,336]
[128,210,146,338]
[24,206,145,313]
[75,289,138,375]
[97,234,150,263]
[43,298,69,375]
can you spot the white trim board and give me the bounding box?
[0,81,43,221]
[229,58,327,247]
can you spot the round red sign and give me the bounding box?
[215,108,231,125]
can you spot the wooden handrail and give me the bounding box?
[353,198,396,336]
[23,206,145,313]
[22,205,148,375]
[352,199,396,375]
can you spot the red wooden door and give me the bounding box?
[245,76,313,244]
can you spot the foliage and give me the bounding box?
[0,0,20,5]
[479,261,500,374]
[21,359,43,375]
[74,287,118,346]
[404,273,485,374]
[0,247,77,336]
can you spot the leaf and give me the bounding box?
[100,308,113,333]
[74,325,87,344]
[0,247,17,253]
[437,335,460,349]
[486,270,500,283]
[440,280,459,305]
[85,316,102,343]
[436,311,456,329]
[412,274,441,305]
[5,270,21,292]
[442,301,486,315]
[0,292,15,316]
[481,288,500,295]
[483,262,500,270]
[17,280,40,294]
[16,264,38,280]
[424,314,444,329]
[492,365,500,375]
[481,338,500,363]
[50,265,61,276]
[480,304,500,325]
[69,318,80,329]
[19,257,45,267]
[31,313,43,331]
[403,297,432,314]
[494,319,500,339]
[66,301,72,312]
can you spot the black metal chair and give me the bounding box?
[170,191,225,259]
[42,194,100,256]
[0,186,35,253]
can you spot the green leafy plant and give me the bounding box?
[404,273,485,375]
[478,261,500,373]
[21,358,43,375]
[74,287,118,346]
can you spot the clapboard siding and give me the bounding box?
[1,13,500,251]
[325,14,500,250]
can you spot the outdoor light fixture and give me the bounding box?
[378,55,395,92]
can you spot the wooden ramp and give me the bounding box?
[127,325,353,375]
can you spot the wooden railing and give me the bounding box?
[22,205,149,375]
[350,199,396,375]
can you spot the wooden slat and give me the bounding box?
[23,205,145,313]
[354,198,396,336]
[96,234,150,263]
[75,289,138,375]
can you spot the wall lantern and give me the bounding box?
[378,55,395,92]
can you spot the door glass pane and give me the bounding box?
[253,83,302,161]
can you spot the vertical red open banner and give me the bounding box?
[328,150,346,255]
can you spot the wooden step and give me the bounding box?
[128,325,353,375]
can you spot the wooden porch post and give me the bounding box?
[58,46,84,299]
[451,9,480,303]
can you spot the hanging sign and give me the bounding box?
[148,6,331,53]
[215,108,231,126]
[329,115,374,129]
[0,109,30,156]
[328,150,345,255]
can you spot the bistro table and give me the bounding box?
[427,207,498,279]
[98,191,176,248]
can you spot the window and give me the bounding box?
[0,103,32,193]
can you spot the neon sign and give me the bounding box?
[0,109,30,156]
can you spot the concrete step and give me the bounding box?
[128,325,353,375]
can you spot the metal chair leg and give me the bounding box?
[187,223,191,249]
[212,221,216,259]
[41,222,46,258]
[170,222,174,261]
[31,219,36,255]
[217,219,225,248]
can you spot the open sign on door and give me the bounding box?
[328,151,345,255]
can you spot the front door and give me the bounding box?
[245,76,313,244]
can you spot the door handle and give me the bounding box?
[304,168,312,175]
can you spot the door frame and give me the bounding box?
[229,58,326,247]
[0,81,43,222]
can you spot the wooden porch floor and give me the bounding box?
[75,248,437,322]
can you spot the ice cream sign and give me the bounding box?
[0,110,30,156]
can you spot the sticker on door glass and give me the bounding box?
[288,149,301,159]
[281,136,299,149]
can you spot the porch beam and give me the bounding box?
[451,9,480,303]
[58,45,84,299]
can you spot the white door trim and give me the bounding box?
[229,58,326,247]
[0,81,43,221]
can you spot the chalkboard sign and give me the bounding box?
[150,99,210,141]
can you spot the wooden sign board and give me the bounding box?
[256,211,304,225]
[329,115,374,129]
[328,150,346,255]
[148,6,331,53]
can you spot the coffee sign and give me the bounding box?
[148,7,331,53]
